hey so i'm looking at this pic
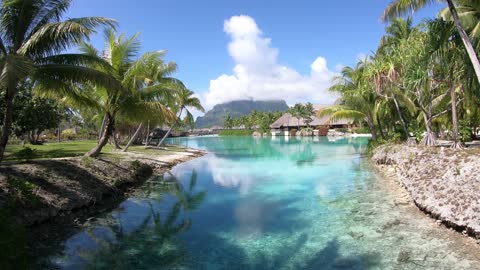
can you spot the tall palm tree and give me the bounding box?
[392,19,460,146]
[157,86,204,147]
[430,19,467,148]
[372,18,420,139]
[0,0,116,161]
[382,0,480,86]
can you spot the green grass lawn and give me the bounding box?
[4,140,186,161]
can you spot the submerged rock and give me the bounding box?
[397,250,410,263]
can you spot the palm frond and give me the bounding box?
[37,53,113,71]
[33,64,121,90]
[19,17,116,58]
[382,0,436,21]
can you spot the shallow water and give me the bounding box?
[48,136,480,269]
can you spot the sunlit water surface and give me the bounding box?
[47,136,480,269]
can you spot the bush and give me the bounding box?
[218,130,253,136]
[61,128,77,140]
[352,127,370,134]
[43,132,58,142]
[299,128,313,136]
[459,120,472,142]
[335,128,350,133]
[7,176,40,206]
[14,147,37,161]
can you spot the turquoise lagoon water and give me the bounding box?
[48,136,480,269]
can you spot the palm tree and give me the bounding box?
[371,18,420,139]
[382,0,480,86]
[46,30,176,157]
[319,62,379,139]
[302,102,315,127]
[430,19,467,148]
[405,19,466,146]
[289,103,305,130]
[224,115,234,129]
[157,86,204,147]
[0,0,116,161]
[121,51,180,152]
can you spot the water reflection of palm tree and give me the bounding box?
[81,169,206,269]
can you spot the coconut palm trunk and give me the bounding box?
[86,114,115,157]
[157,108,183,147]
[112,132,122,149]
[446,0,480,85]
[144,121,150,146]
[157,125,175,147]
[123,123,144,152]
[366,114,377,140]
[392,94,409,138]
[0,92,14,161]
[98,115,107,142]
[376,115,386,139]
[422,115,437,146]
[450,84,462,148]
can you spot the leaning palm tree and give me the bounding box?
[156,86,204,147]
[121,52,180,152]
[86,32,178,156]
[382,0,480,86]
[45,30,176,157]
[0,0,116,161]
[439,0,480,39]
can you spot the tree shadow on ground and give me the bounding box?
[1,160,119,207]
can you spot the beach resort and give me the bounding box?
[1,1,480,269]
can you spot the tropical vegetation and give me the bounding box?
[223,110,284,134]
[320,1,480,148]
[0,0,204,161]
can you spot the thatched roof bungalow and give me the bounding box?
[269,113,351,129]
[270,104,353,136]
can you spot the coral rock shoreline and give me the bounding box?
[372,144,480,239]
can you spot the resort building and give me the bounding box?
[270,105,352,136]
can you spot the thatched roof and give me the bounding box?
[270,105,353,129]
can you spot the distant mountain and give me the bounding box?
[195,100,289,128]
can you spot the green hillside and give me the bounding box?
[195,100,288,128]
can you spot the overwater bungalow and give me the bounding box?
[270,105,352,136]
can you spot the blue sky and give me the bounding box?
[65,0,444,115]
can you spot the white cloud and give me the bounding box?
[203,15,337,109]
